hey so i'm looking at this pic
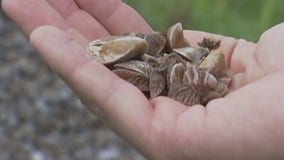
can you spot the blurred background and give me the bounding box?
[0,0,283,160]
[126,0,284,42]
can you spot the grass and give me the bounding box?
[124,0,284,42]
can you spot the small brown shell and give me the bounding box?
[173,47,196,62]
[199,70,218,89]
[198,37,221,51]
[113,69,149,91]
[173,47,209,64]
[184,64,199,86]
[145,32,166,56]
[199,52,232,79]
[149,69,166,98]
[183,65,218,91]
[214,81,229,97]
[158,52,186,71]
[114,60,152,77]
[87,36,148,65]
[165,23,190,51]
[140,54,160,67]
[168,84,200,106]
[200,81,229,105]
[168,63,185,86]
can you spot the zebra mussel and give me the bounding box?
[87,23,232,106]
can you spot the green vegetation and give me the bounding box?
[124,0,284,42]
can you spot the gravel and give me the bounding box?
[0,8,145,160]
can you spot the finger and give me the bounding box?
[2,0,67,36]
[30,25,153,149]
[255,23,284,73]
[46,0,110,40]
[66,28,89,47]
[75,0,153,34]
[202,71,284,159]
[3,0,110,40]
[46,0,79,18]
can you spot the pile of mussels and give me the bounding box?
[87,23,232,106]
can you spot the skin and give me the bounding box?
[2,0,284,159]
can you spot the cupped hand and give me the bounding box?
[3,0,284,159]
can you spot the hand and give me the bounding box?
[3,0,284,159]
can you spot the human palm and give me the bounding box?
[3,0,284,159]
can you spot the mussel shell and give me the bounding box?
[173,47,209,64]
[140,54,160,67]
[198,37,221,51]
[168,84,200,106]
[165,23,190,51]
[145,32,166,56]
[199,52,232,79]
[158,52,186,71]
[114,60,152,77]
[168,63,185,86]
[183,64,218,91]
[87,36,148,65]
[149,69,166,98]
[113,69,149,91]
[199,70,218,89]
[173,47,195,62]
[200,81,229,105]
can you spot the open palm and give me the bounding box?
[3,0,284,159]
